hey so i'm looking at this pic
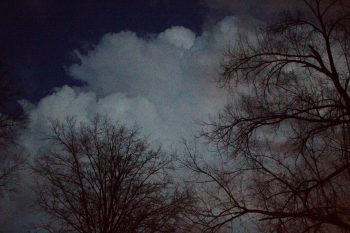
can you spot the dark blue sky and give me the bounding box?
[0,0,207,103]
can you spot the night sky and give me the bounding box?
[1,1,348,233]
[0,0,207,102]
[0,1,277,232]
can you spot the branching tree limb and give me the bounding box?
[33,116,192,233]
[187,1,350,232]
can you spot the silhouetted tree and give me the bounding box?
[186,0,350,232]
[34,117,192,233]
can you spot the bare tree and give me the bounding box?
[186,1,350,232]
[33,116,192,233]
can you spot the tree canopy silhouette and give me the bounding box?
[186,1,350,232]
[34,117,192,233]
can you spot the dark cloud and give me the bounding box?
[200,0,305,29]
[25,0,53,13]
[203,0,302,17]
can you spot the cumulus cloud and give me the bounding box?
[21,16,238,154]
[4,15,242,233]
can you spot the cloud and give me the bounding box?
[8,17,239,231]
[201,0,304,25]
[21,16,238,154]
[203,0,301,13]
[4,18,238,231]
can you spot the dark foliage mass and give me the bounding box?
[185,0,350,232]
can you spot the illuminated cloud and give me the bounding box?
[21,17,238,154]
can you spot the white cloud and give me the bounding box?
[158,26,196,50]
[21,16,238,155]
[6,16,241,233]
